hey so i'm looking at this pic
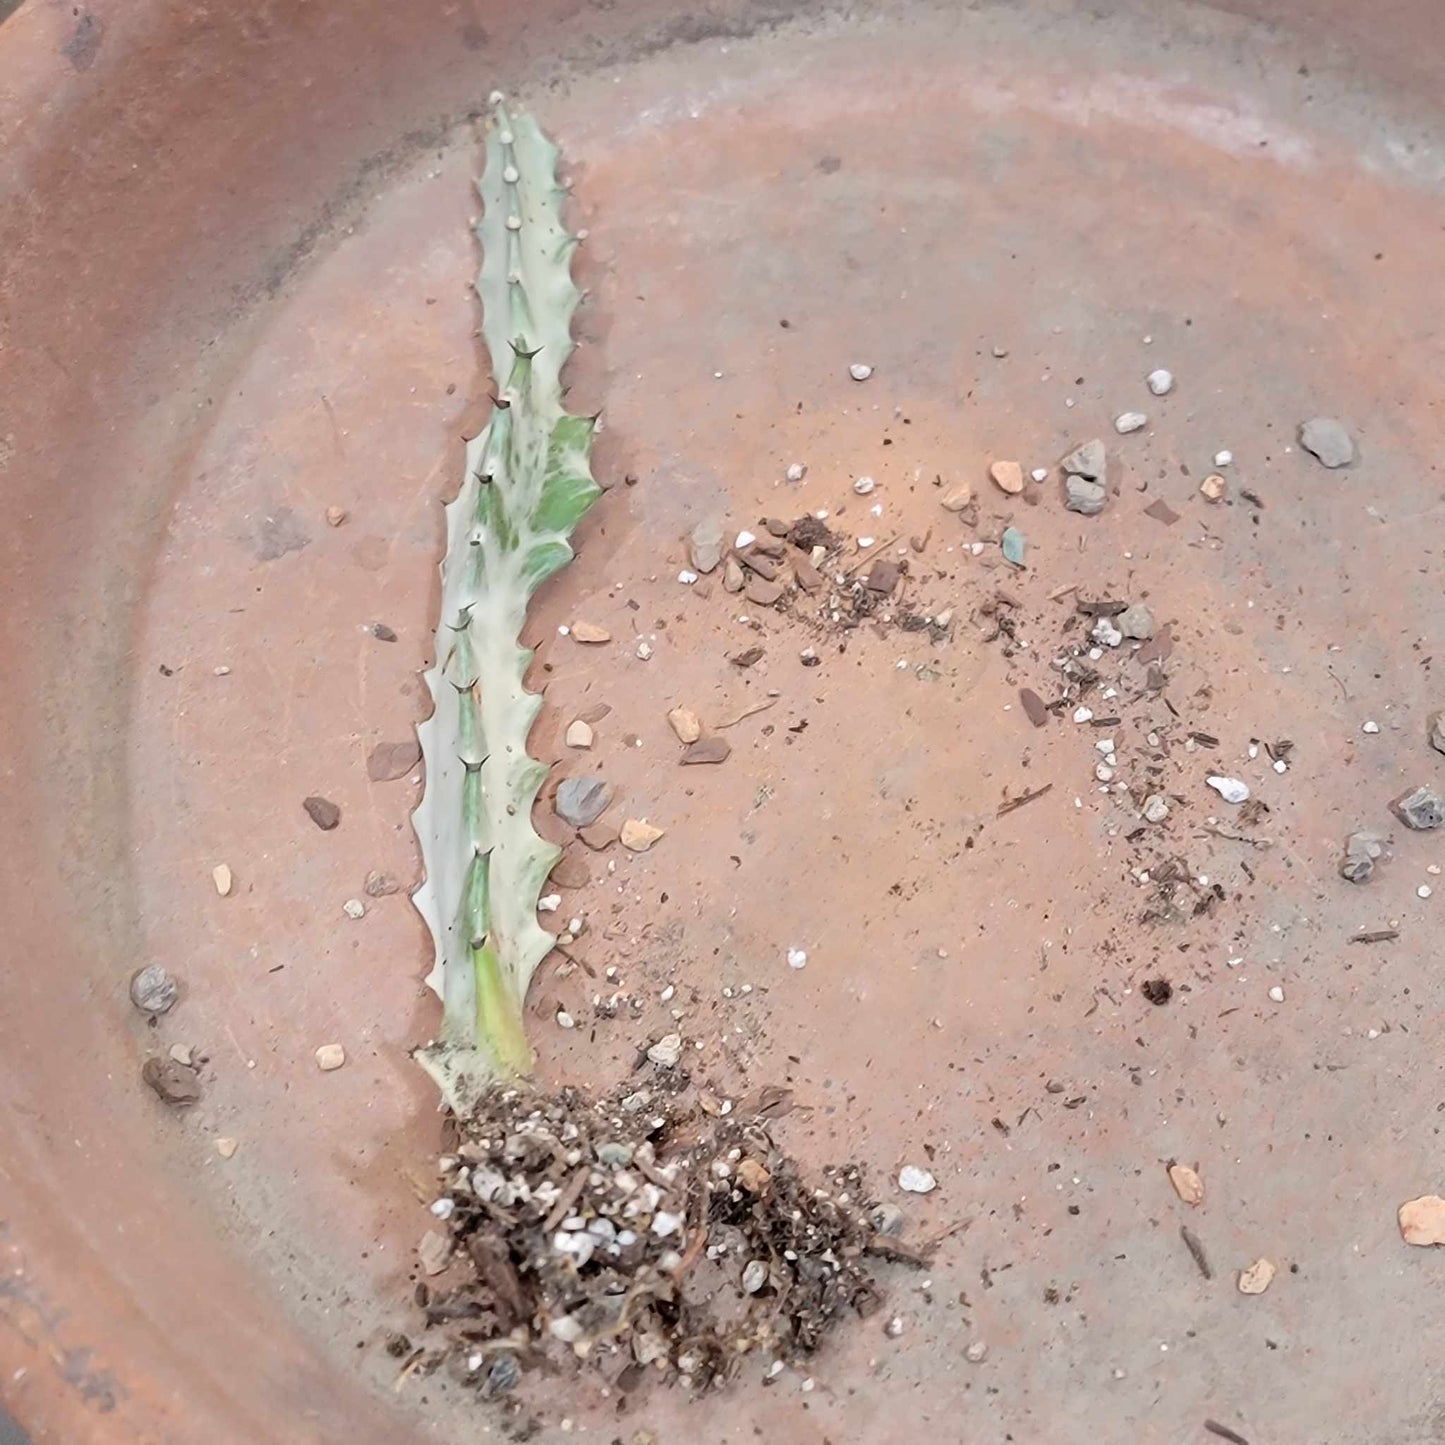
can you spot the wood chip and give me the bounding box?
[578,702,612,725]
[1237,1257,1276,1294]
[620,819,665,852]
[717,697,776,728]
[214,1137,239,1159]
[315,1043,347,1072]
[367,739,421,782]
[667,707,702,744]
[303,795,341,831]
[570,622,611,644]
[1399,1194,1445,1246]
[212,863,233,896]
[565,719,594,749]
[1143,498,1181,525]
[1180,1224,1212,1278]
[731,646,765,668]
[1168,1162,1205,1206]
[681,736,731,765]
[1019,688,1049,728]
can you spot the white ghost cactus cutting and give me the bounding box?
[412,98,600,1115]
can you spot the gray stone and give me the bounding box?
[1117,603,1156,640]
[1340,831,1385,883]
[1393,785,1444,831]
[555,776,612,828]
[1299,418,1355,469]
[130,964,179,1015]
[688,519,723,574]
[1114,411,1148,435]
[596,1141,634,1168]
[964,1340,989,1363]
[1147,368,1175,396]
[1064,475,1107,516]
[1143,794,1170,824]
[870,1202,906,1236]
[1429,711,1445,756]
[1060,438,1106,480]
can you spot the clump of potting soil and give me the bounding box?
[405,1080,924,1402]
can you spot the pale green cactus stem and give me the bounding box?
[412,99,600,1115]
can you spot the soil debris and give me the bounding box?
[940,483,973,512]
[565,720,594,750]
[579,821,620,852]
[731,646,765,669]
[315,1043,347,1072]
[142,1056,201,1105]
[570,622,612,644]
[215,1136,239,1159]
[413,1085,907,1395]
[304,795,341,830]
[130,964,179,1016]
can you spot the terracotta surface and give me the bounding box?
[3,1,1445,1441]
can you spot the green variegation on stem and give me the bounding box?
[412,99,599,1115]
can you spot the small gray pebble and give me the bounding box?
[555,776,613,828]
[130,964,179,1016]
[1340,831,1385,883]
[870,1202,907,1237]
[1064,475,1108,516]
[1114,411,1148,435]
[965,1340,989,1363]
[1143,794,1170,824]
[1299,418,1355,469]
[688,519,723,574]
[1393,785,1444,831]
[1428,711,1445,756]
[1060,438,1106,480]
[1147,368,1174,396]
[1116,603,1156,640]
[481,1353,521,1398]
